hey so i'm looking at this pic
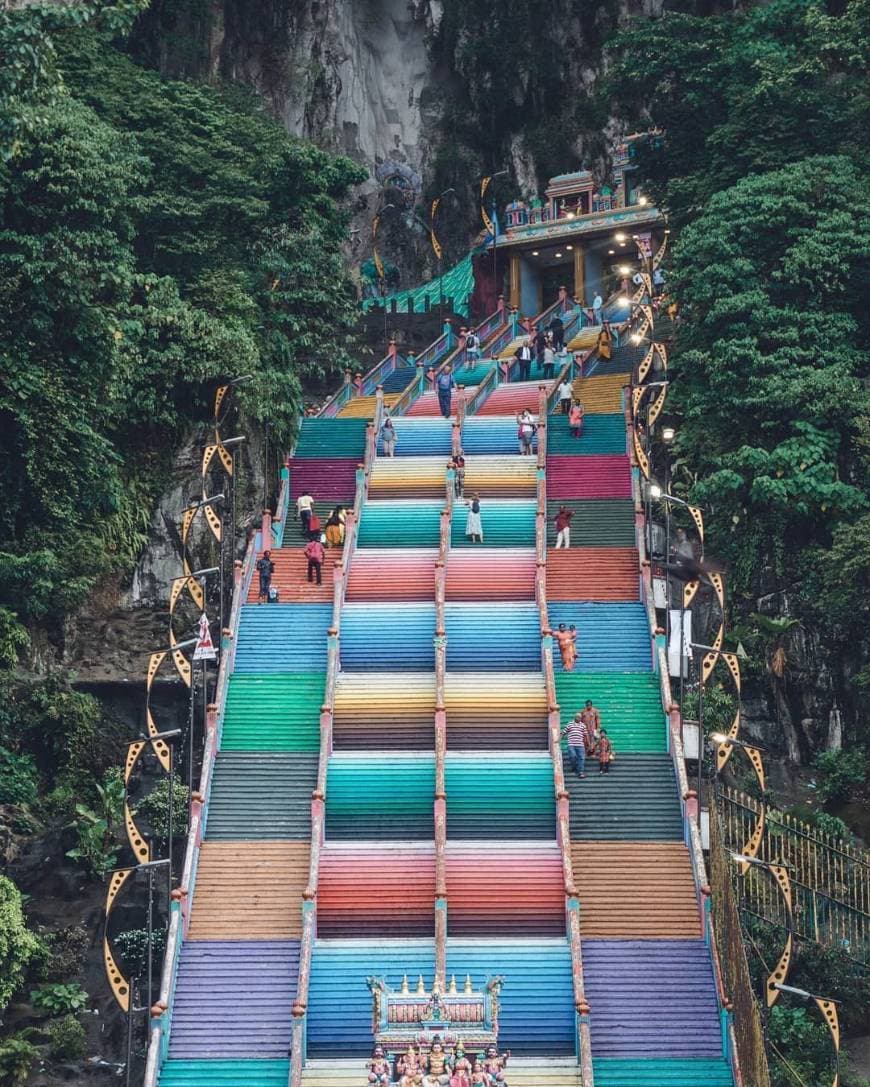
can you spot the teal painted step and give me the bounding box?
[326,753,435,839]
[294,418,367,459]
[454,361,496,386]
[159,1060,290,1086]
[281,502,340,547]
[358,500,442,548]
[593,1058,733,1086]
[451,498,536,547]
[547,413,627,455]
[545,498,635,547]
[555,672,667,753]
[445,754,555,838]
[221,674,324,751]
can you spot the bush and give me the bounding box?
[0,1035,39,1087]
[0,745,38,806]
[113,926,167,978]
[134,778,190,843]
[812,748,868,804]
[0,875,42,1012]
[42,925,89,981]
[30,981,89,1015]
[768,1005,834,1087]
[66,768,125,879]
[48,1014,87,1060]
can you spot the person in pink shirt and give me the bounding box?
[303,536,325,584]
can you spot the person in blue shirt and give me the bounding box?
[436,365,456,418]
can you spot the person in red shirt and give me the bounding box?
[303,537,325,584]
[554,506,573,548]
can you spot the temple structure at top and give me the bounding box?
[473,135,666,316]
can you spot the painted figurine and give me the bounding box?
[397,1044,423,1087]
[482,1044,509,1085]
[449,1042,473,1087]
[471,1059,489,1086]
[367,1044,391,1085]
[422,1036,452,1086]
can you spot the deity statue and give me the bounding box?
[481,1044,509,1086]
[449,1042,473,1087]
[367,1044,391,1086]
[422,1035,452,1086]
[471,1059,489,1086]
[397,1043,423,1087]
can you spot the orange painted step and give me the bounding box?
[188,840,309,940]
[318,844,435,936]
[547,548,639,601]
[246,547,337,604]
[346,548,437,601]
[571,842,701,938]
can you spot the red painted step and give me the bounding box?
[318,844,435,936]
[477,381,542,415]
[547,455,632,499]
[289,457,358,502]
[547,548,639,602]
[445,549,536,601]
[246,548,335,604]
[345,549,437,602]
[407,387,477,416]
[446,844,565,935]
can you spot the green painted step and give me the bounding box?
[454,361,496,386]
[326,754,435,839]
[445,755,555,839]
[358,501,442,548]
[555,672,667,753]
[159,1060,291,1087]
[451,499,536,547]
[221,674,324,752]
[294,419,367,459]
[593,1058,733,1086]
[547,413,627,455]
[282,503,342,547]
[545,499,635,547]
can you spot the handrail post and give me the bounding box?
[374,384,384,433]
[434,549,448,991]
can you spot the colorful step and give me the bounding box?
[188,841,309,940]
[318,843,435,937]
[368,454,537,498]
[568,373,626,414]
[221,674,324,752]
[290,458,357,503]
[205,753,317,839]
[294,419,367,459]
[476,380,544,415]
[380,365,418,393]
[592,1058,734,1086]
[378,417,453,456]
[546,454,632,499]
[159,1060,291,1087]
[568,754,683,839]
[547,548,639,602]
[307,940,435,1055]
[406,386,474,416]
[234,603,331,672]
[548,602,651,672]
[582,940,723,1057]
[340,602,436,671]
[357,499,442,548]
[337,392,401,418]
[444,602,541,671]
[346,547,438,601]
[325,753,435,840]
[281,502,346,548]
[555,673,667,753]
[450,498,536,547]
[545,499,635,548]
[245,547,335,604]
[168,940,299,1058]
[446,843,565,936]
[461,416,538,456]
[445,548,536,601]
[571,842,701,937]
[445,754,555,839]
[584,343,644,377]
[333,672,435,750]
[446,938,575,1054]
[445,672,548,750]
[546,413,627,455]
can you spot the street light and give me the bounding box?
[662,426,676,443]
[483,170,509,304]
[774,984,841,1087]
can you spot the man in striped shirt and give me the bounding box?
[561,713,588,778]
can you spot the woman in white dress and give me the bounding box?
[465,493,483,543]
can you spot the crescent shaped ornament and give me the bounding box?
[637,345,654,384]
[648,385,667,428]
[214,384,229,422]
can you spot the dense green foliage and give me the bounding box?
[0,876,41,1013]
[607,0,870,742]
[0,12,364,633]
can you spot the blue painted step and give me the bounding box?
[380,418,454,456]
[381,366,417,393]
[462,417,538,455]
[445,602,540,671]
[341,603,436,670]
[583,940,723,1058]
[447,938,575,1054]
[308,940,435,1055]
[548,602,651,672]
[234,604,331,673]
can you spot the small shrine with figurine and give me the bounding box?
[364,973,510,1086]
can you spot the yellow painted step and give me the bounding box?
[570,373,626,413]
[568,325,602,351]
[337,393,401,419]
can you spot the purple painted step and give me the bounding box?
[290,458,357,502]
[168,940,299,1059]
[582,940,722,1058]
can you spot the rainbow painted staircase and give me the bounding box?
[147,300,740,1087]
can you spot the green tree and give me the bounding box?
[0,875,41,1012]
